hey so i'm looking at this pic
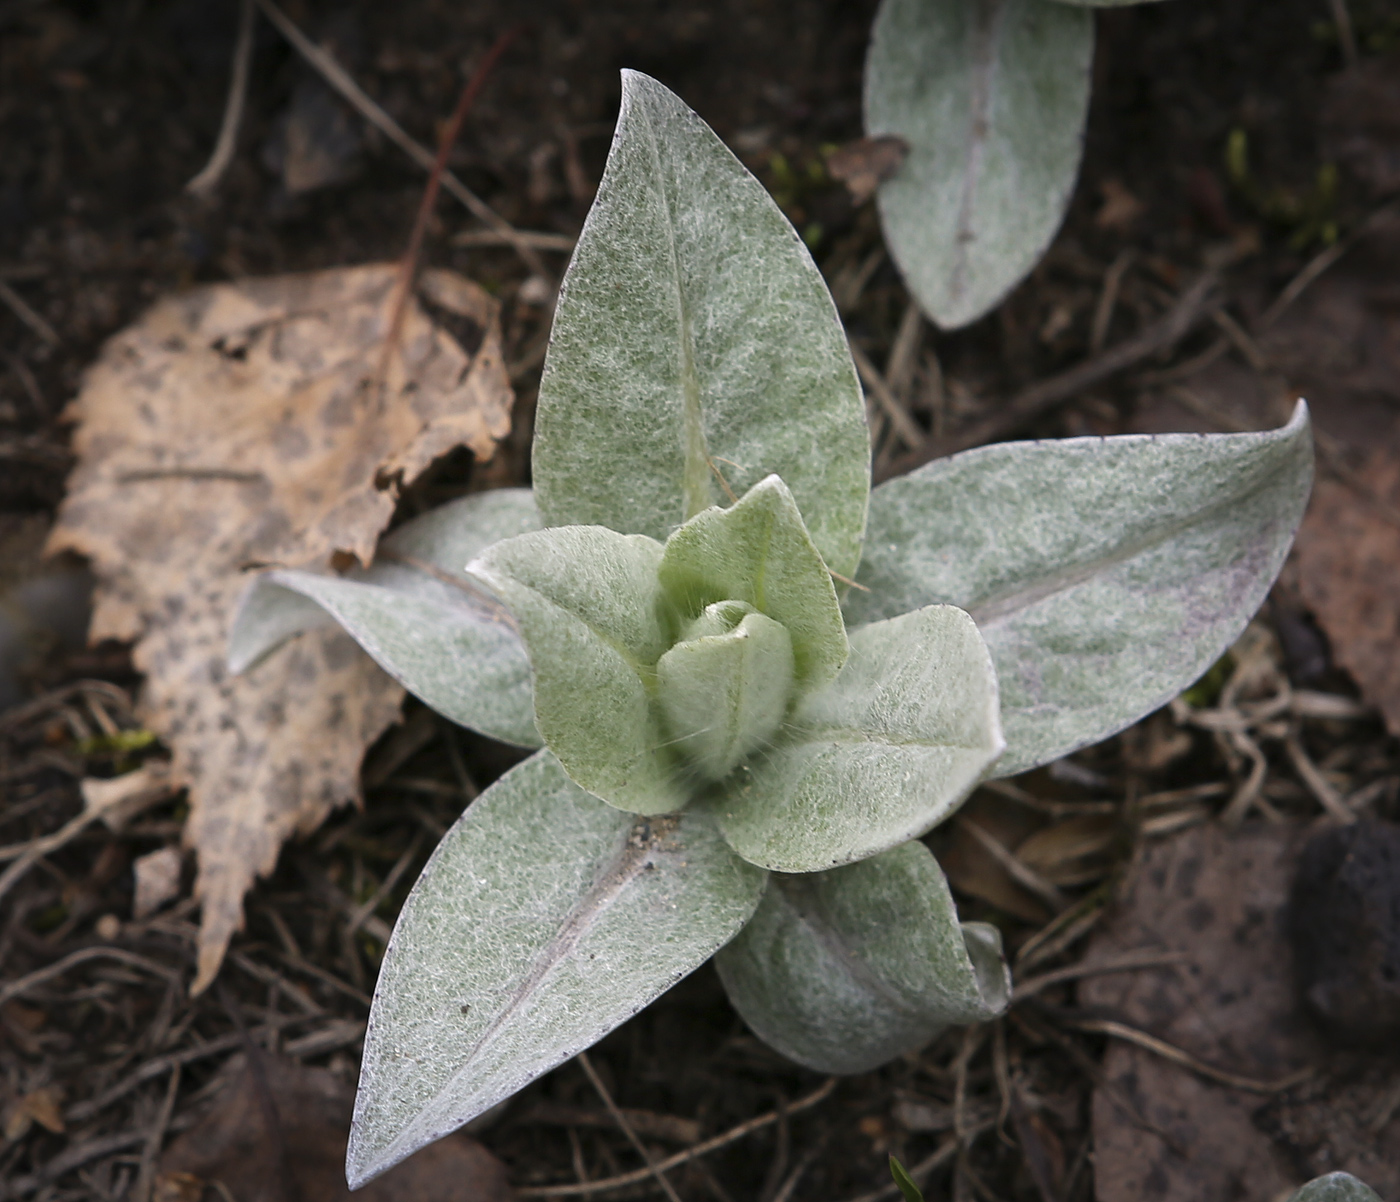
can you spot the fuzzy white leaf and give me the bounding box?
[866,0,1093,329]
[533,71,870,579]
[714,605,1003,872]
[229,489,542,746]
[848,404,1314,776]
[347,751,766,1186]
[468,526,689,814]
[716,840,1007,1073]
[658,476,848,692]
[1288,1175,1382,1202]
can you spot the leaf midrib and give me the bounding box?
[967,475,1281,631]
[636,95,712,524]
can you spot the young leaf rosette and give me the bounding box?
[228,72,1313,1187]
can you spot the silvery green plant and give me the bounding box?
[229,72,1311,1186]
[866,0,1169,329]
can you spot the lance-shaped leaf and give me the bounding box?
[1288,1175,1382,1202]
[468,526,688,814]
[848,403,1314,776]
[229,489,542,747]
[347,750,767,1186]
[866,0,1094,329]
[657,609,795,781]
[714,605,1003,872]
[715,841,1008,1073]
[658,476,847,692]
[532,70,870,579]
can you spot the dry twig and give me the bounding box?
[185,0,256,198]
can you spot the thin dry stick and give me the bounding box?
[345,831,424,937]
[452,228,578,252]
[958,816,1068,912]
[577,1051,683,1202]
[850,339,927,451]
[376,25,524,389]
[1285,733,1355,823]
[185,0,256,197]
[1070,1017,1314,1093]
[0,802,134,902]
[1090,249,1135,353]
[885,270,1220,478]
[1012,950,1191,1003]
[0,278,60,345]
[1257,200,1400,332]
[252,0,546,276]
[1327,0,1359,67]
[885,300,925,401]
[132,1063,181,1202]
[516,1078,838,1198]
[0,947,182,1008]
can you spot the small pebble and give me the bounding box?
[94,914,121,940]
[1288,818,1400,1043]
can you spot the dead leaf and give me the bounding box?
[826,135,909,205]
[157,1053,512,1202]
[933,793,1051,924]
[80,760,175,831]
[133,846,184,919]
[1014,814,1117,887]
[1083,822,1400,1201]
[1095,178,1145,232]
[1293,454,1400,736]
[3,1085,65,1140]
[48,263,515,993]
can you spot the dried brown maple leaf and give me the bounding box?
[48,263,514,993]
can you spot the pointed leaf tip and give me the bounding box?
[534,71,869,577]
[851,407,1313,776]
[347,751,765,1185]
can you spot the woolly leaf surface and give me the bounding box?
[866,0,1093,329]
[716,840,1008,1073]
[849,404,1314,776]
[533,71,869,578]
[347,751,766,1185]
[715,605,1003,872]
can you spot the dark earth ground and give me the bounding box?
[3,1,1400,1199]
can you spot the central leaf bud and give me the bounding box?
[656,600,795,781]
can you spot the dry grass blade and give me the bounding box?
[577,1051,682,1202]
[1011,950,1191,1003]
[0,947,182,1008]
[515,1078,838,1198]
[185,0,256,198]
[1284,734,1355,822]
[886,270,1220,478]
[132,1063,181,1202]
[958,816,1068,912]
[850,339,927,451]
[1068,1018,1313,1093]
[0,278,60,345]
[252,0,547,277]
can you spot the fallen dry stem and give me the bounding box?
[884,270,1220,478]
[252,0,547,277]
[515,1077,838,1198]
[184,0,256,198]
[1068,1018,1314,1093]
[1011,949,1191,1003]
[377,25,524,388]
[577,1050,683,1202]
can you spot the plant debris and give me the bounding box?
[46,264,515,992]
